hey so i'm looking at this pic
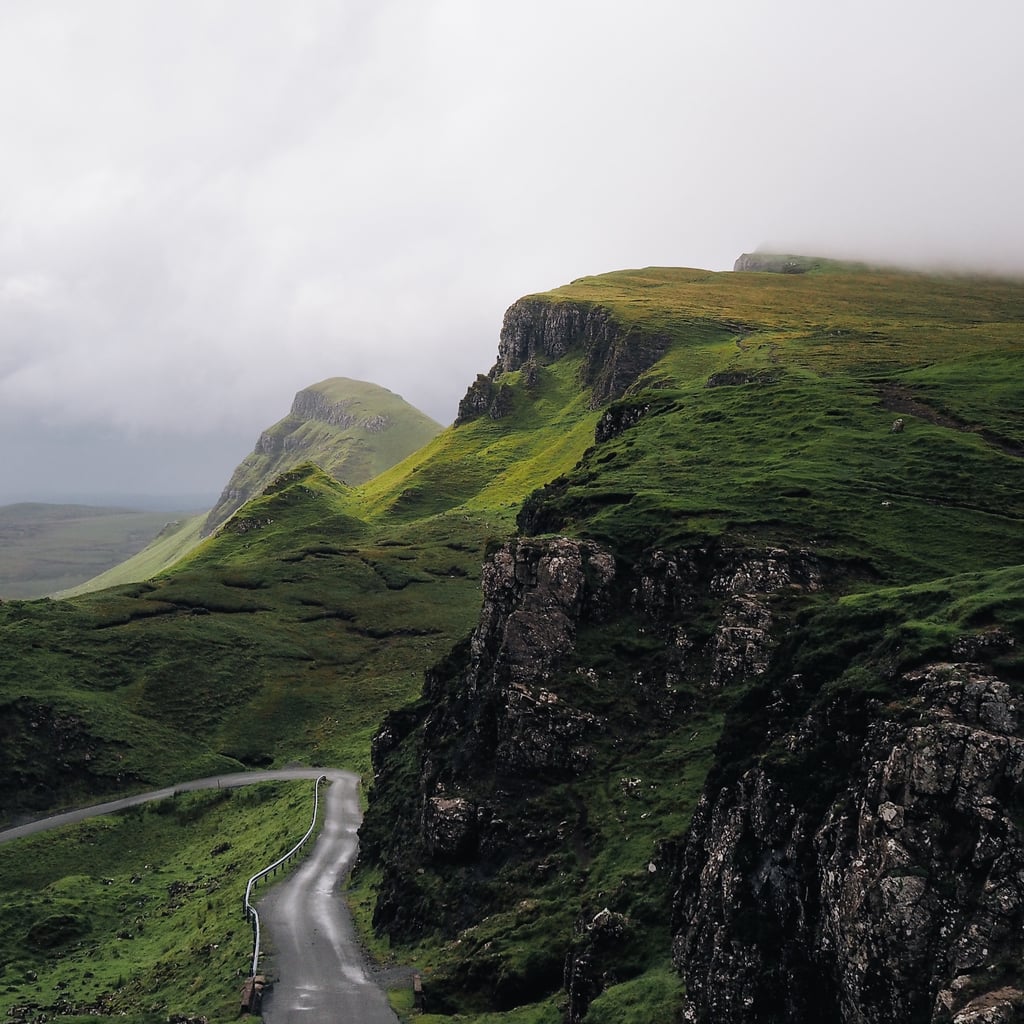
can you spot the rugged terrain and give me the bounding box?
[202,376,442,536]
[1,256,1023,1022]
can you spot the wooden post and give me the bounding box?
[413,972,423,1009]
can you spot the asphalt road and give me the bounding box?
[256,773,399,1023]
[0,767,341,844]
[0,768,399,1023]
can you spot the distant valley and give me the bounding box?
[1,377,442,600]
[0,504,199,599]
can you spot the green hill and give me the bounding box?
[201,376,443,536]
[1,258,1023,1022]
[55,377,444,599]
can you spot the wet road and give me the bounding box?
[0,768,399,1023]
[257,773,398,1023]
[0,767,341,845]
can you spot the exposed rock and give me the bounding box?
[705,369,778,388]
[456,298,671,422]
[673,662,1024,1023]
[456,374,498,425]
[564,908,633,1023]
[422,796,478,860]
[364,538,825,972]
[595,402,652,444]
[733,253,811,274]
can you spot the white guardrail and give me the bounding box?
[243,774,328,977]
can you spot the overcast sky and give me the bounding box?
[2,0,1022,505]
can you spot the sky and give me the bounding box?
[2,0,1023,505]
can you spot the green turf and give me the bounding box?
[3,258,1024,1020]
[0,781,317,1023]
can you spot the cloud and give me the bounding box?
[1,0,1022,500]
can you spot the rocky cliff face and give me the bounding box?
[364,527,1024,1021]
[673,656,1024,1024]
[362,535,824,1016]
[455,298,670,423]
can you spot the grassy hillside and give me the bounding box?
[519,264,1024,579]
[202,376,443,535]
[0,504,199,600]
[56,512,207,598]
[1,258,1023,1021]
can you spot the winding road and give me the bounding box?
[256,773,398,1023]
[0,769,399,1023]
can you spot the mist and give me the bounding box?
[2,0,1022,503]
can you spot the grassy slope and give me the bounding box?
[0,356,604,820]
[0,360,605,1020]
[0,781,318,1023]
[57,513,207,598]
[357,262,1024,1021]
[61,378,445,599]
[1,260,1022,1021]
[0,505,196,600]
[203,376,443,534]
[526,264,1024,580]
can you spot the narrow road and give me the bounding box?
[0,768,399,1023]
[256,774,399,1023]
[0,767,340,845]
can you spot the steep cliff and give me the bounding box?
[455,297,670,424]
[673,630,1024,1024]
[362,536,825,1017]
[203,377,441,535]
[361,262,1024,1022]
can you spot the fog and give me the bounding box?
[2,0,1021,503]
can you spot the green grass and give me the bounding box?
[4,258,1024,1021]
[202,376,442,535]
[0,782,317,1024]
[581,964,685,1024]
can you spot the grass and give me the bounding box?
[0,781,317,1024]
[202,376,442,535]
[4,257,1024,1021]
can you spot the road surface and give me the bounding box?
[256,773,399,1023]
[0,767,343,845]
[0,768,399,1023]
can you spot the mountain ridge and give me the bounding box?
[201,376,442,536]
[1,257,1023,1022]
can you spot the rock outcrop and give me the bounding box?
[456,298,670,423]
[673,661,1024,1024]
[362,536,824,1015]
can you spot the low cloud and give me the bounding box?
[2,0,1022,501]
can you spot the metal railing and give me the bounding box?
[243,774,327,977]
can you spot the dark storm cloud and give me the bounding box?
[1,0,1022,501]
